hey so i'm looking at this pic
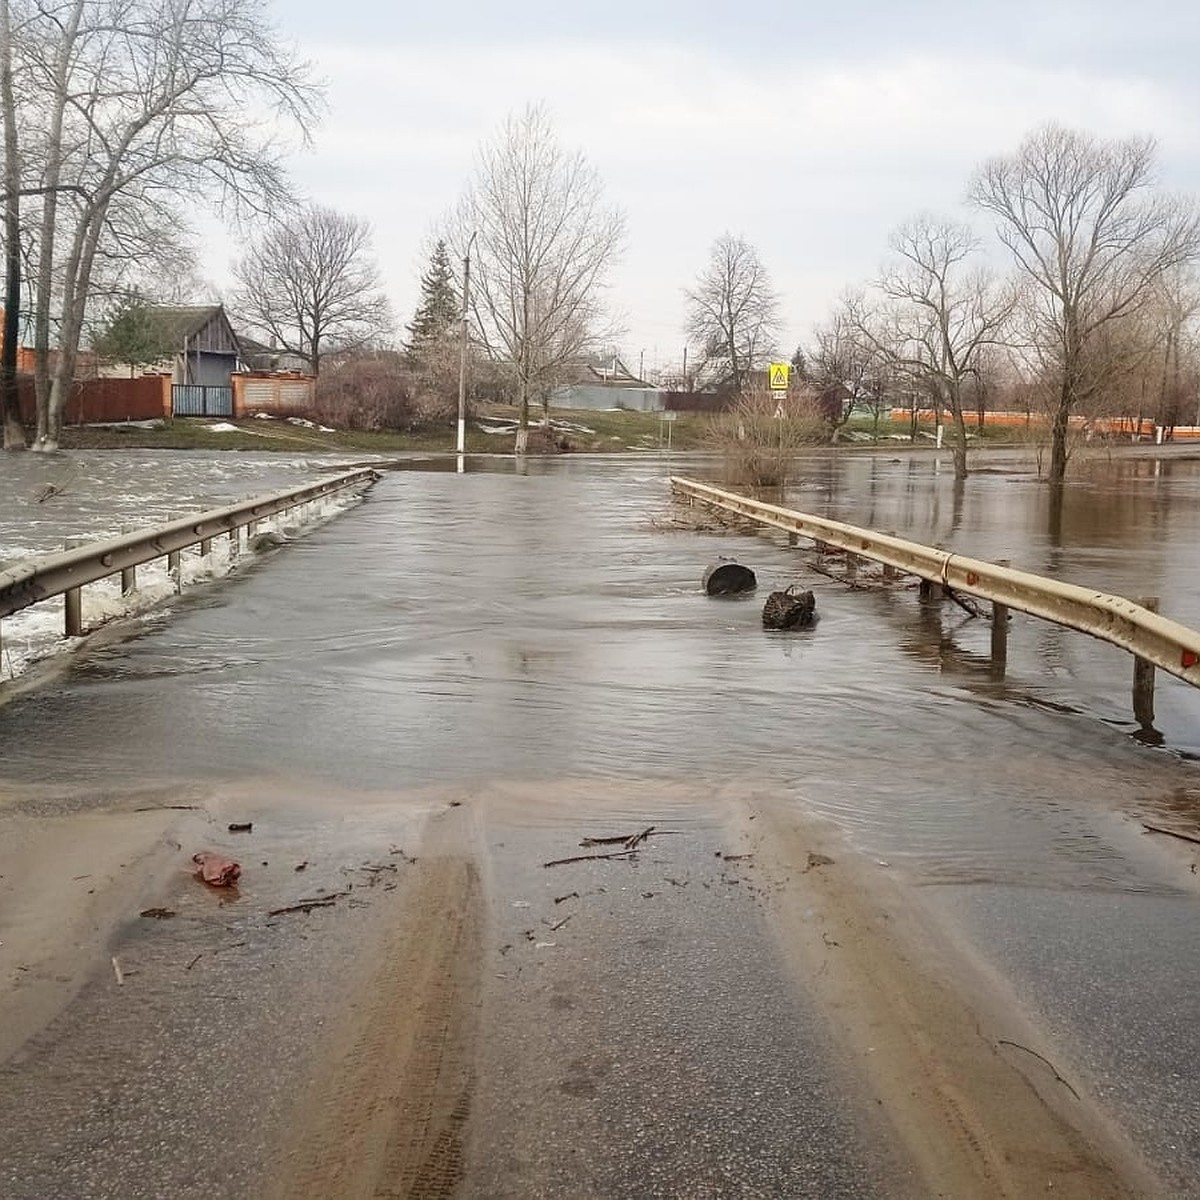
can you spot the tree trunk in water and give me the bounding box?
[515,375,529,455]
[37,375,66,451]
[34,188,107,453]
[951,404,969,480]
[1049,383,1071,484]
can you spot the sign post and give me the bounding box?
[769,361,790,456]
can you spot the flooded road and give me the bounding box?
[1,447,1199,1197]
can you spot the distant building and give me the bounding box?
[236,334,311,375]
[97,304,242,387]
[550,353,663,411]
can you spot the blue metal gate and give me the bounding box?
[172,385,233,417]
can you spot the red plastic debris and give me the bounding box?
[192,852,241,887]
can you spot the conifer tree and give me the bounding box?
[406,239,459,360]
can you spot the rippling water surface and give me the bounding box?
[2,448,1199,886]
[4,446,1200,1188]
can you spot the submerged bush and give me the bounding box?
[706,388,826,488]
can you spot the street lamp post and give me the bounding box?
[456,231,478,457]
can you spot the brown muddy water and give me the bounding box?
[2,447,1200,1194]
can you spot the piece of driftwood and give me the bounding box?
[805,559,872,591]
[580,825,656,850]
[762,587,816,630]
[267,888,351,917]
[544,849,638,868]
[1142,821,1200,847]
[943,584,984,619]
[997,1039,1080,1100]
[268,898,338,916]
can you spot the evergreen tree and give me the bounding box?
[406,240,459,359]
[92,294,177,375]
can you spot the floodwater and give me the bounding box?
[2,446,1200,1191]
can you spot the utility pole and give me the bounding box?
[638,349,644,382]
[456,231,478,457]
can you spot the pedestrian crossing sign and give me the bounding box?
[769,362,790,390]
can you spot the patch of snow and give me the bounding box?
[205,422,240,433]
[251,411,276,420]
[85,419,166,430]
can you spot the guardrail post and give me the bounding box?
[1134,597,1159,727]
[63,537,86,636]
[199,538,211,557]
[788,531,798,546]
[919,578,941,602]
[230,527,241,561]
[845,554,858,583]
[65,588,82,636]
[991,560,1010,675]
[167,550,182,592]
[883,534,897,581]
[121,566,136,594]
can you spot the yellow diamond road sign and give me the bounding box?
[769,362,790,390]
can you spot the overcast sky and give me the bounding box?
[229,0,1200,375]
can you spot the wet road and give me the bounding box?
[1,448,1199,1195]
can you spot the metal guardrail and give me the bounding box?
[0,468,380,638]
[671,476,1200,691]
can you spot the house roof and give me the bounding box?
[561,355,650,388]
[235,333,274,356]
[143,304,240,351]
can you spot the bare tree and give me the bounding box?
[10,0,321,450]
[851,216,1015,478]
[0,0,25,448]
[809,302,886,441]
[1148,267,1200,434]
[685,234,781,393]
[970,123,1200,482]
[450,103,625,452]
[233,206,393,375]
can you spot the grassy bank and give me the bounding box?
[57,405,711,455]
[52,406,1024,455]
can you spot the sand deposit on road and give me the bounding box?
[0,778,1165,1198]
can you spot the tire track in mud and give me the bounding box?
[737,804,1161,1199]
[268,829,482,1200]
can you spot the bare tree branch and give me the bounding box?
[9,0,323,450]
[448,103,625,449]
[685,233,781,393]
[969,123,1200,481]
[232,205,393,375]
